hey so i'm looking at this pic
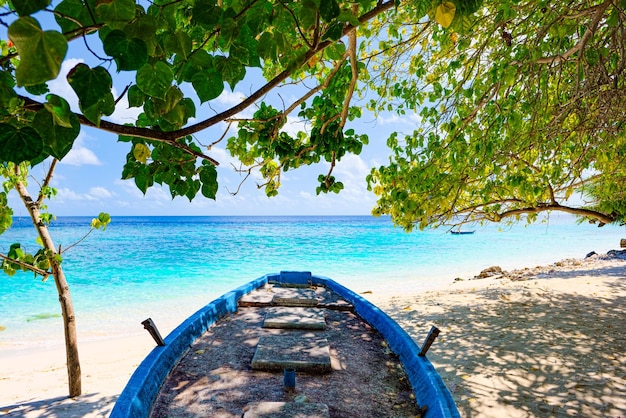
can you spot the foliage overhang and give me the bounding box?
[0,0,624,232]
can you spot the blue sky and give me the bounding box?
[2,6,425,218]
[6,56,419,218]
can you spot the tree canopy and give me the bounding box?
[365,0,626,230]
[1,0,625,233]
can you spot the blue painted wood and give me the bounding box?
[111,271,460,418]
[275,270,312,285]
[110,275,269,418]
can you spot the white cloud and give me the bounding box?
[88,187,114,199]
[56,187,111,202]
[115,179,172,204]
[60,133,102,166]
[281,115,309,137]
[108,87,143,125]
[376,112,421,126]
[211,146,240,169]
[334,154,369,182]
[62,147,101,166]
[313,154,377,209]
[55,187,84,201]
[217,90,247,107]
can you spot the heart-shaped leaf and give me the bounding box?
[10,0,50,16]
[67,63,115,126]
[103,30,148,71]
[127,85,145,108]
[319,0,340,22]
[0,124,43,163]
[8,17,68,86]
[32,108,80,161]
[214,56,245,90]
[199,162,218,199]
[435,2,456,28]
[95,0,136,25]
[55,0,97,33]
[137,61,173,99]
[162,31,192,59]
[44,94,73,128]
[192,70,224,103]
[133,143,151,163]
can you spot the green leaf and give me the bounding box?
[257,32,278,61]
[32,108,80,161]
[162,31,192,59]
[134,168,153,193]
[127,85,145,108]
[0,124,43,163]
[192,0,221,27]
[192,70,224,103]
[67,63,115,126]
[90,212,111,231]
[96,0,136,25]
[322,22,343,41]
[103,30,148,71]
[8,17,68,86]
[24,83,49,96]
[124,13,158,56]
[137,61,173,99]
[319,0,340,22]
[155,86,183,115]
[214,57,245,90]
[0,192,13,235]
[54,0,97,33]
[0,71,17,108]
[10,0,50,16]
[180,50,213,82]
[199,163,218,199]
[299,0,318,29]
[325,40,346,60]
[44,94,73,128]
[218,18,238,49]
[230,24,260,67]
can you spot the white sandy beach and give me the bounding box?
[1,254,625,417]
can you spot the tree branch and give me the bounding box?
[339,6,359,130]
[497,203,616,225]
[36,158,58,206]
[17,0,396,146]
[19,96,221,166]
[530,1,610,65]
[0,253,50,279]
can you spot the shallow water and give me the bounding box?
[0,215,623,349]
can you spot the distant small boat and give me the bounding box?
[111,271,460,418]
[450,230,475,235]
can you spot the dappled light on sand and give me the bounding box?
[378,259,626,417]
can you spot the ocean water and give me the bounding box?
[0,215,624,349]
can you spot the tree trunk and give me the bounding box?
[14,176,82,397]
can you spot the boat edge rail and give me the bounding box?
[110,271,460,418]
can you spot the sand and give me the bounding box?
[1,253,625,417]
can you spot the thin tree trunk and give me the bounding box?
[13,170,82,397]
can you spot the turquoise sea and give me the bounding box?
[0,215,624,350]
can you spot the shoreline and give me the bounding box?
[1,253,625,417]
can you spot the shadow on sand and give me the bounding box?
[1,393,117,417]
[384,265,626,417]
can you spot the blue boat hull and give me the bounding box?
[111,272,460,417]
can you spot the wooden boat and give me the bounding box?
[111,272,460,418]
[450,230,475,235]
